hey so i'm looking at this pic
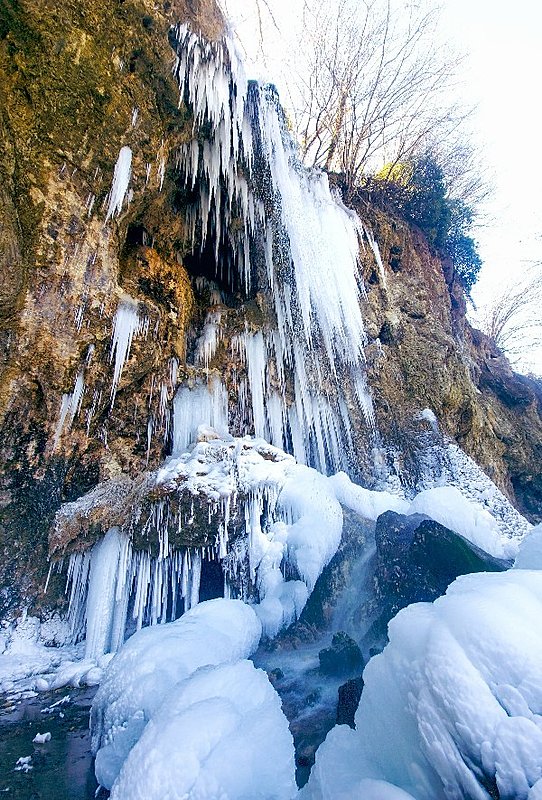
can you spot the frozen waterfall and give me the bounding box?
[172,23,375,474]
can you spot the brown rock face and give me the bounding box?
[358,205,542,517]
[0,0,221,616]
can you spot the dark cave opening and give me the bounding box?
[199,554,225,602]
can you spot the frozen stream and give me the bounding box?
[0,687,99,800]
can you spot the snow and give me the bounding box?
[109,660,296,800]
[305,569,542,800]
[328,471,519,562]
[407,485,517,559]
[32,732,52,744]
[106,145,132,220]
[514,524,542,569]
[91,598,262,790]
[413,419,531,542]
[329,471,409,520]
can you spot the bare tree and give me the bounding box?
[477,265,542,368]
[286,0,466,196]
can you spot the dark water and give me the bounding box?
[0,687,100,800]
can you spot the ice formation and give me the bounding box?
[59,436,344,646]
[407,485,517,559]
[109,660,296,800]
[109,297,146,405]
[53,370,85,448]
[172,379,229,455]
[172,24,376,473]
[414,415,531,541]
[304,568,542,800]
[54,428,524,656]
[65,529,208,653]
[91,598,262,789]
[514,524,542,569]
[106,145,132,220]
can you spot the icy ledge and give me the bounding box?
[2,438,526,699]
[303,541,542,800]
[53,436,344,644]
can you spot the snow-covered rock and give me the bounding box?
[91,598,262,790]
[304,569,542,800]
[407,485,517,559]
[110,660,296,800]
[328,471,409,520]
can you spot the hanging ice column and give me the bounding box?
[172,24,375,473]
[65,530,207,658]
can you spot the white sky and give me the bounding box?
[221,0,542,370]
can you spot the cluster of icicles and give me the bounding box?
[56,22,389,654]
[172,23,376,474]
[61,530,209,659]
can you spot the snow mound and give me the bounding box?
[305,569,542,800]
[91,598,262,790]
[407,485,517,559]
[110,660,296,800]
[514,524,542,570]
[329,471,409,520]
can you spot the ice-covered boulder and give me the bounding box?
[407,485,517,559]
[304,569,542,800]
[110,660,296,800]
[91,599,262,789]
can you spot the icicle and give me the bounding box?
[172,26,375,473]
[53,371,85,449]
[84,528,126,660]
[187,550,202,610]
[172,378,229,455]
[364,225,387,289]
[195,309,223,369]
[106,146,132,220]
[110,297,142,406]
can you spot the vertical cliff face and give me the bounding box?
[0,0,541,623]
[0,0,224,615]
[358,204,542,518]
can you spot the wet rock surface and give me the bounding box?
[336,675,364,728]
[318,632,364,677]
[374,510,508,611]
